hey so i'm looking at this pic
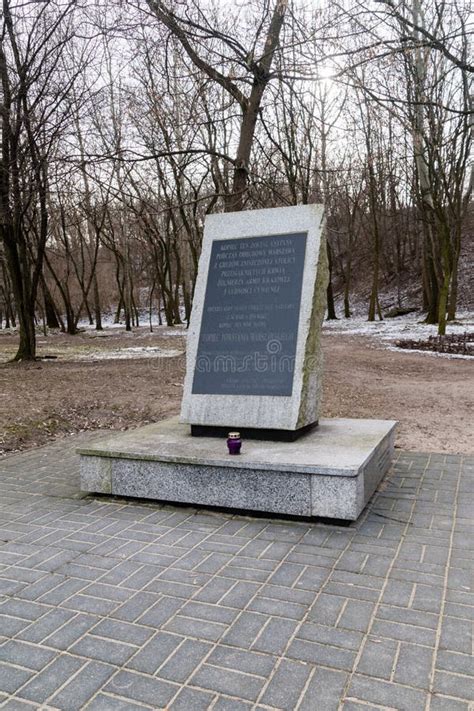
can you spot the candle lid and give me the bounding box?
[228,432,241,439]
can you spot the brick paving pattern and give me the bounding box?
[0,434,472,710]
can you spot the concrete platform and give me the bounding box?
[78,418,396,521]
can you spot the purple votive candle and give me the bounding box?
[227,432,242,455]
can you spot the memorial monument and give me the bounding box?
[79,204,396,520]
[181,204,327,439]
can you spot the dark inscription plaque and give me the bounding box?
[192,232,307,396]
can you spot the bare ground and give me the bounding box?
[0,327,472,456]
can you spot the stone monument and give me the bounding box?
[181,204,327,439]
[79,204,396,520]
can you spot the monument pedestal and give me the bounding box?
[78,417,396,521]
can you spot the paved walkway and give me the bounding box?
[0,436,472,710]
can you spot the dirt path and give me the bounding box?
[0,328,472,455]
[322,334,473,454]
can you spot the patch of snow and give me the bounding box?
[76,346,184,361]
[385,345,473,360]
[323,311,474,341]
[160,326,188,337]
[76,320,188,338]
[323,311,474,359]
[77,318,134,331]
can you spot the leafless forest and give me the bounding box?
[0,0,472,361]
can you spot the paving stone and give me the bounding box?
[14,609,75,642]
[432,671,474,701]
[160,567,211,588]
[307,592,345,626]
[157,638,212,682]
[0,615,34,637]
[393,642,434,688]
[169,686,215,710]
[145,577,200,599]
[53,563,104,582]
[0,663,34,694]
[39,612,99,650]
[371,618,437,646]
[220,611,267,649]
[298,667,348,711]
[347,674,427,710]
[356,637,398,680]
[221,564,270,583]
[11,565,70,586]
[17,653,85,703]
[294,566,329,591]
[181,600,238,625]
[267,562,305,587]
[444,601,474,621]
[341,700,379,710]
[288,548,339,569]
[0,640,56,671]
[61,593,118,616]
[412,583,444,613]
[1,699,39,710]
[250,594,308,620]
[440,616,472,655]
[91,618,153,646]
[330,570,384,591]
[126,631,183,674]
[15,573,68,601]
[377,603,439,630]
[436,650,474,676]
[98,560,143,587]
[194,552,233,575]
[193,576,235,603]
[259,658,311,710]
[191,664,265,701]
[287,638,357,671]
[429,696,472,710]
[248,616,296,655]
[297,621,364,650]
[49,660,115,710]
[447,567,472,592]
[219,581,260,608]
[71,634,136,665]
[206,645,276,678]
[165,613,227,642]
[136,596,183,627]
[338,599,376,632]
[85,692,148,710]
[103,669,177,706]
[324,580,380,603]
[211,697,252,710]
[0,599,50,621]
[111,591,160,622]
[259,584,314,607]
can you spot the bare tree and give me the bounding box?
[144,0,288,212]
[0,0,89,359]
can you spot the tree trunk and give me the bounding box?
[42,280,60,329]
[93,272,103,330]
[326,242,337,320]
[447,231,461,321]
[424,240,439,324]
[14,294,36,360]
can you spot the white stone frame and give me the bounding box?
[180,204,326,431]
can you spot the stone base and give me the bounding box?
[78,417,396,521]
[190,422,318,441]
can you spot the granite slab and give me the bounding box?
[180,204,328,432]
[78,417,396,521]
